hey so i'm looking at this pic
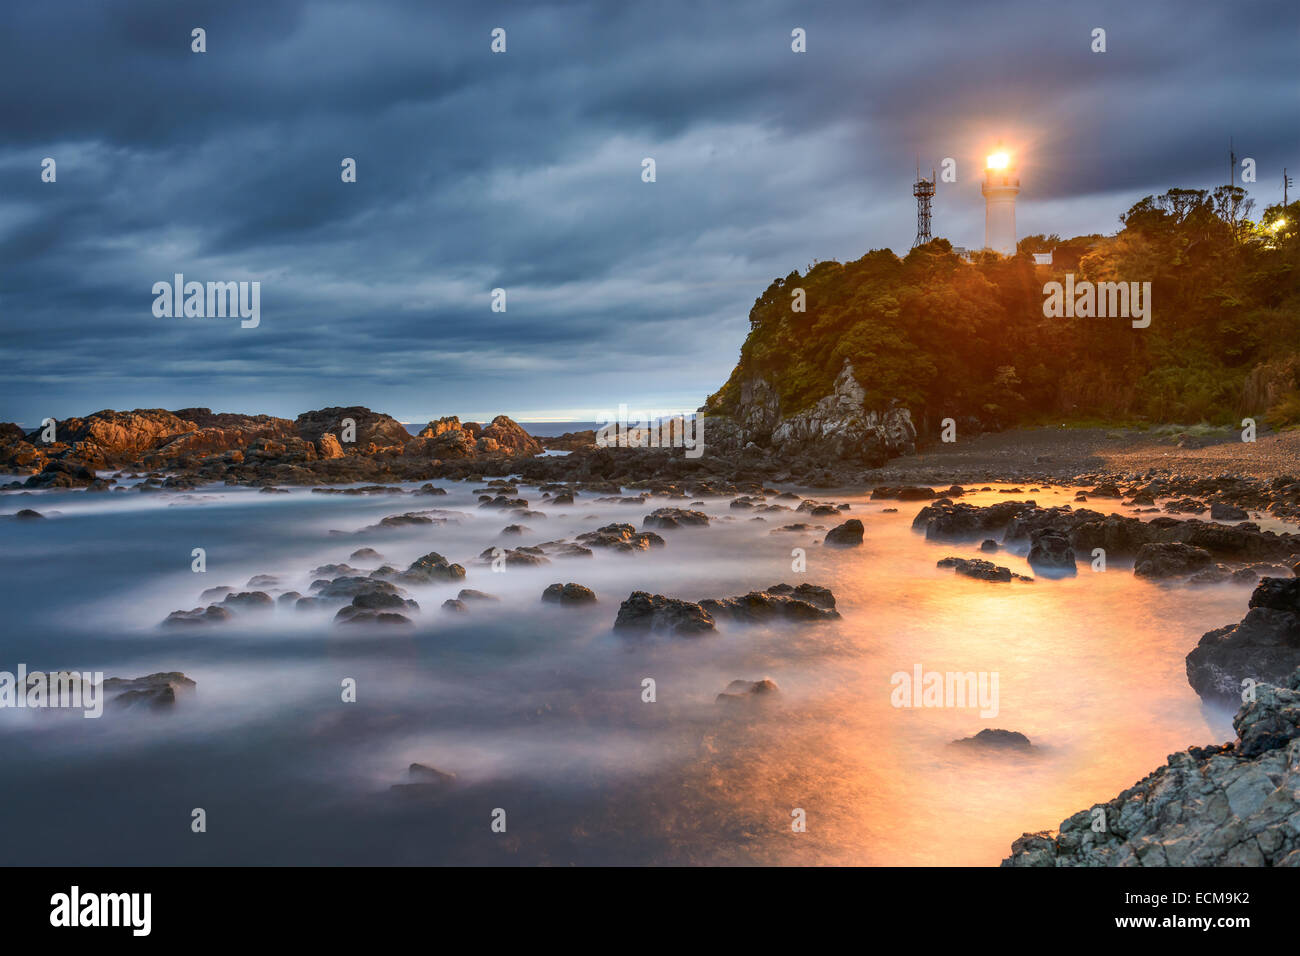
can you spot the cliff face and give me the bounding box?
[1003,667,1300,867]
[706,359,916,467]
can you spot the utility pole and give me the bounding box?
[1285,168,1293,206]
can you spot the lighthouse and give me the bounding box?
[981,149,1019,256]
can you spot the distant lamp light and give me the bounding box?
[1271,218,1288,232]
[986,152,1010,170]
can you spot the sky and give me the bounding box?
[1,0,1295,426]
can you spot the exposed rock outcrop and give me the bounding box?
[1003,668,1300,866]
[1187,577,1300,702]
[705,360,916,467]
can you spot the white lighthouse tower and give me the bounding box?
[981,148,1019,256]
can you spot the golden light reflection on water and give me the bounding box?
[594,486,1251,865]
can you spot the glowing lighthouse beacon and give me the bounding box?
[981,147,1019,256]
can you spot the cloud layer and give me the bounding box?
[1,0,1295,424]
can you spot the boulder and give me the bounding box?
[823,519,864,548]
[613,592,716,635]
[1186,578,1300,702]
[1134,542,1214,579]
[542,582,597,606]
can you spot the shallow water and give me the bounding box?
[0,479,1265,865]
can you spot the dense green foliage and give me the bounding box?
[705,188,1300,430]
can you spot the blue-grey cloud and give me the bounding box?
[0,0,1295,425]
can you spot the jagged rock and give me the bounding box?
[824,519,864,548]
[1027,529,1077,575]
[317,433,345,459]
[457,589,500,602]
[103,672,196,709]
[936,557,1027,583]
[441,599,468,613]
[220,591,274,609]
[1134,542,1214,579]
[542,583,597,605]
[709,360,915,466]
[1211,502,1250,521]
[643,507,709,529]
[334,591,419,623]
[765,583,836,608]
[295,406,411,450]
[577,523,663,552]
[350,548,384,562]
[402,415,541,459]
[980,539,998,552]
[701,586,840,623]
[952,729,1032,751]
[162,605,232,627]
[1003,669,1300,866]
[478,546,549,567]
[396,552,466,583]
[613,592,716,635]
[1187,578,1300,702]
[913,499,1030,541]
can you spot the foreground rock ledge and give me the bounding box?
[1002,667,1300,866]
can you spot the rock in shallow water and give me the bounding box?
[716,678,780,704]
[1186,577,1300,702]
[952,728,1033,751]
[936,557,1030,583]
[542,582,597,606]
[613,592,716,635]
[823,519,864,548]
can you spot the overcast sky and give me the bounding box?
[1,0,1295,426]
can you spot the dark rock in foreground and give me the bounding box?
[1003,668,1300,866]
[1187,577,1300,702]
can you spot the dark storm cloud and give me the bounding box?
[0,0,1295,424]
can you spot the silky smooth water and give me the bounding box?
[0,479,1259,865]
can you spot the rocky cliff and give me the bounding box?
[704,359,916,467]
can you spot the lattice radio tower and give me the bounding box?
[912,164,936,249]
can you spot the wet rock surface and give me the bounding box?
[1187,578,1300,702]
[1003,668,1300,866]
